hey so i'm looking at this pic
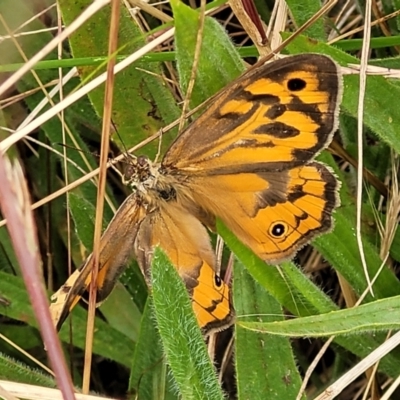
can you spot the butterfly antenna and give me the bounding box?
[55,142,122,178]
[55,142,100,158]
[111,120,136,181]
[111,120,132,160]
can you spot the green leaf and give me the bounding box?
[285,0,326,40]
[129,299,175,399]
[171,0,243,107]
[335,36,400,51]
[241,296,400,337]
[58,0,180,155]
[0,353,56,386]
[234,261,304,399]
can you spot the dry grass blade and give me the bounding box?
[178,0,206,133]
[0,380,118,400]
[314,331,400,400]
[0,332,54,376]
[0,28,175,153]
[81,0,121,394]
[379,156,400,259]
[0,0,111,98]
[0,382,19,400]
[354,0,373,296]
[0,155,74,399]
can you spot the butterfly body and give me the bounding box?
[50,53,342,334]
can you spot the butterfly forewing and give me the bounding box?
[163,54,341,173]
[50,194,147,330]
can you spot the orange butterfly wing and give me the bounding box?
[50,193,147,330]
[135,201,232,334]
[163,54,341,172]
[162,54,342,262]
[188,163,338,262]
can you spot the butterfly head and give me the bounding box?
[122,155,161,192]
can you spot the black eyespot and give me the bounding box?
[287,78,306,92]
[214,275,222,287]
[271,223,286,238]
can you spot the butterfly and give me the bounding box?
[50,53,342,335]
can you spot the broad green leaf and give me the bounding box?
[58,0,180,154]
[241,295,400,336]
[129,299,175,400]
[234,261,304,399]
[171,0,243,107]
[151,248,225,400]
[285,0,326,40]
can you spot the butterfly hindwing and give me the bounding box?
[135,202,233,334]
[182,161,338,262]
